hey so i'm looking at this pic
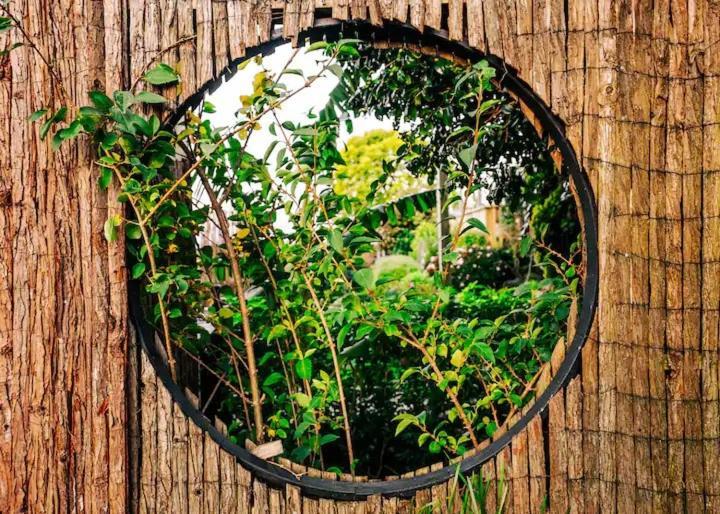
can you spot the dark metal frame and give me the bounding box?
[130,19,599,500]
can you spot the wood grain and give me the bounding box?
[2,1,719,512]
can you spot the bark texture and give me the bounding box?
[1,0,719,512]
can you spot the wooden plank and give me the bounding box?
[424,0,442,29]
[139,352,158,514]
[177,0,198,99]
[156,382,174,512]
[212,0,230,75]
[511,428,529,513]
[187,392,205,513]
[196,0,215,83]
[236,463,253,513]
[285,485,302,514]
[429,461,448,514]
[268,487,285,514]
[447,0,463,41]
[227,0,247,62]
[170,404,190,514]
[252,478,270,514]
[527,417,545,514]
[203,430,221,513]
[565,376,583,513]
[409,0,424,30]
[548,389,567,513]
[480,459,497,514]
[702,3,720,511]
[466,0,485,51]
[333,0,350,20]
[215,419,236,514]
[496,445,513,513]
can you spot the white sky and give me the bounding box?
[202,42,395,159]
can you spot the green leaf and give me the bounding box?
[88,91,114,112]
[40,107,67,140]
[0,17,13,33]
[218,306,234,319]
[103,214,121,242]
[336,324,351,350]
[143,63,179,86]
[461,217,488,235]
[319,434,340,446]
[263,372,284,387]
[395,416,416,436]
[136,90,168,104]
[475,342,495,363]
[399,367,418,383]
[458,143,478,170]
[98,167,113,189]
[294,392,311,408]
[114,90,136,111]
[295,358,313,380]
[52,120,83,150]
[131,262,146,279]
[519,235,532,257]
[450,349,466,368]
[353,268,375,290]
[327,229,343,253]
[28,109,48,122]
[306,41,328,52]
[125,223,142,240]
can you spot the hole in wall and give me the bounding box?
[130,20,598,499]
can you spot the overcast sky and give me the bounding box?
[203,42,394,160]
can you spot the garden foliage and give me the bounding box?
[36,39,581,477]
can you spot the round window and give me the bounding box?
[130,20,597,499]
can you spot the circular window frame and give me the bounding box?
[129,19,599,500]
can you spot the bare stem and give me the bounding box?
[196,166,265,443]
[301,271,356,474]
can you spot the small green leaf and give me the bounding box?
[125,223,142,240]
[88,91,113,112]
[461,217,488,235]
[131,262,146,279]
[450,349,466,368]
[294,392,311,408]
[295,358,313,380]
[143,63,179,86]
[263,372,284,387]
[458,143,478,170]
[337,324,351,350]
[319,434,340,446]
[98,167,113,189]
[136,90,168,104]
[28,109,48,122]
[353,268,375,290]
[327,229,344,253]
[519,235,532,257]
[113,91,135,111]
[0,17,13,33]
[40,107,67,140]
[103,214,121,242]
[474,343,495,363]
[306,41,328,52]
[399,367,418,383]
[395,416,416,436]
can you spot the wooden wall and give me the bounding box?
[2,0,720,512]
